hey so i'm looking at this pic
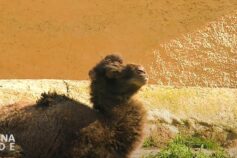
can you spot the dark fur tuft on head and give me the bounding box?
[89,54,123,80]
[104,54,123,63]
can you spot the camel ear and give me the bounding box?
[89,70,96,80]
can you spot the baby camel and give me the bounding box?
[0,54,148,158]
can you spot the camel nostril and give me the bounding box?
[137,69,145,74]
[137,66,146,74]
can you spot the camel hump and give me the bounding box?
[36,92,69,107]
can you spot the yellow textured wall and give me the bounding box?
[150,13,237,88]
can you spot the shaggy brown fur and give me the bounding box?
[0,54,147,158]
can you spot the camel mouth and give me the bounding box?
[137,68,148,82]
[129,74,148,87]
[138,73,148,82]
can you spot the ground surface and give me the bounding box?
[0,0,237,87]
[0,80,236,157]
